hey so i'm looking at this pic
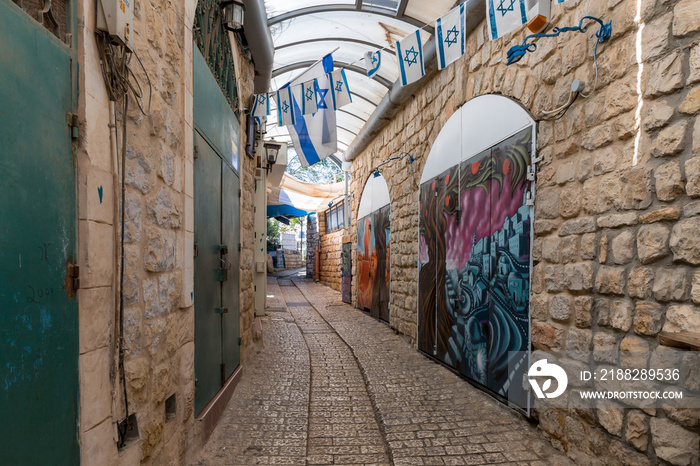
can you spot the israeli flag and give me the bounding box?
[487,0,528,40]
[436,5,466,70]
[287,54,337,168]
[365,50,381,78]
[301,79,318,115]
[276,87,296,127]
[251,93,270,120]
[396,30,425,87]
[329,69,352,110]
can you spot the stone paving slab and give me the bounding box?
[293,279,573,466]
[280,282,392,466]
[192,280,309,465]
[193,277,573,465]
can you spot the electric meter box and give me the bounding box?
[96,0,134,51]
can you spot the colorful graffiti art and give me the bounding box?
[357,205,391,321]
[418,127,532,408]
[342,242,352,303]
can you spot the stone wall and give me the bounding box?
[318,213,344,291]
[75,0,256,463]
[283,249,303,269]
[306,215,318,277]
[342,0,700,464]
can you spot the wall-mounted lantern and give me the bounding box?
[264,140,281,173]
[222,0,245,33]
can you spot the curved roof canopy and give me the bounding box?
[263,0,458,159]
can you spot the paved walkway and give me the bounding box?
[192,277,572,466]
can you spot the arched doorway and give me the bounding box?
[418,95,536,410]
[356,172,391,322]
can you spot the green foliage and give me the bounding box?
[285,148,343,184]
[266,218,280,251]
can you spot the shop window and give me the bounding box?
[325,202,345,233]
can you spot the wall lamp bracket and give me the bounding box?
[506,16,611,65]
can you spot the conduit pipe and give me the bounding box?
[344,0,486,162]
[243,0,274,93]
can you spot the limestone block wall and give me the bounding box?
[343,0,700,464]
[306,215,318,277]
[283,249,303,269]
[75,0,256,463]
[318,213,344,291]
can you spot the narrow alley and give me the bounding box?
[193,273,571,465]
[3,0,700,463]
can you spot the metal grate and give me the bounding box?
[14,0,68,42]
[193,0,239,113]
[286,302,309,307]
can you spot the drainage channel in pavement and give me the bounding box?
[280,283,393,466]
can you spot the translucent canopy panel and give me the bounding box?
[262,0,459,164]
[274,41,400,84]
[363,0,400,13]
[270,11,430,51]
[265,0,355,19]
[404,0,457,24]
[337,110,366,132]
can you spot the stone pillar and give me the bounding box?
[306,215,317,277]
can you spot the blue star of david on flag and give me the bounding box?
[404,47,419,67]
[487,0,527,40]
[301,79,319,115]
[497,0,516,16]
[436,4,466,70]
[365,50,382,78]
[329,68,352,110]
[276,87,296,127]
[251,92,270,119]
[317,88,328,109]
[287,53,337,168]
[445,26,459,47]
[396,30,425,86]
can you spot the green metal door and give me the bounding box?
[194,131,224,415]
[222,165,240,379]
[0,0,79,463]
[193,43,241,415]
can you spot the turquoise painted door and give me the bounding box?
[0,0,79,463]
[193,46,241,415]
[221,166,240,380]
[194,131,223,415]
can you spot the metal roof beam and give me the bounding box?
[275,38,396,55]
[273,61,393,89]
[267,5,432,33]
[396,0,409,17]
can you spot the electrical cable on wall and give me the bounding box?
[371,152,416,187]
[96,29,153,448]
[504,16,611,122]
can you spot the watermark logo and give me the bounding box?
[528,359,568,399]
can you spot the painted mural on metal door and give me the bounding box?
[357,205,390,321]
[341,242,352,303]
[419,127,532,407]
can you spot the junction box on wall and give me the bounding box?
[96,0,134,51]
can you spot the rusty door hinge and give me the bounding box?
[65,261,79,297]
[194,145,199,159]
[66,113,79,140]
[194,242,198,257]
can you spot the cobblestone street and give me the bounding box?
[193,275,572,466]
